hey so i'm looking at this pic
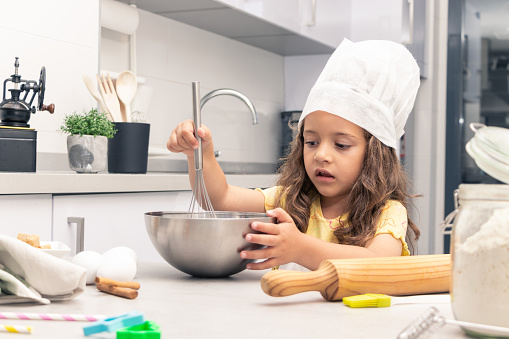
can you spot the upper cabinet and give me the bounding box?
[349,0,428,78]
[119,0,345,55]
[299,0,351,48]
[118,0,426,68]
[229,0,301,34]
[228,0,350,51]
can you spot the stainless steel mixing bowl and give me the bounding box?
[144,211,274,278]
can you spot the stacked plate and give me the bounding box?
[466,123,509,184]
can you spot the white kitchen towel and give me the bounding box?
[0,264,50,304]
[0,234,86,303]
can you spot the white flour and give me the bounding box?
[452,206,509,333]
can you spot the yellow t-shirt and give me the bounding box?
[256,186,410,256]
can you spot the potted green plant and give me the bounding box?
[60,108,116,173]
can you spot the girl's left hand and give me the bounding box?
[240,208,304,270]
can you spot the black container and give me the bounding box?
[277,111,301,171]
[108,122,150,174]
[280,111,301,158]
[0,128,36,172]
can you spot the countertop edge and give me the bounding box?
[0,172,279,194]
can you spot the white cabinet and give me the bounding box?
[350,0,411,43]
[229,0,409,48]
[0,194,52,239]
[52,191,193,262]
[217,0,424,56]
[233,0,301,33]
[223,0,348,49]
[138,0,338,55]
[125,0,428,58]
[300,0,350,48]
[350,0,427,77]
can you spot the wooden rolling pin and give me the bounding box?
[261,254,451,301]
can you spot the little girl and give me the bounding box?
[167,39,421,271]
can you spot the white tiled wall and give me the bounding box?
[101,9,285,164]
[284,54,331,111]
[0,0,100,156]
[1,1,285,168]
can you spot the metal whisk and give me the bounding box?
[397,307,509,339]
[187,82,216,218]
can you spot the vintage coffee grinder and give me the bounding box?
[0,57,54,172]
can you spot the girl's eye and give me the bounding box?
[305,141,318,146]
[335,143,351,150]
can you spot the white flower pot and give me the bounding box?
[67,135,107,173]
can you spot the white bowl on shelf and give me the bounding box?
[40,241,71,258]
[466,123,509,184]
[473,124,509,165]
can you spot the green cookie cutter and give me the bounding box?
[117,321,161,339]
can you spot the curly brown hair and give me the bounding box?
[275,122,420,254]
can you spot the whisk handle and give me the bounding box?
[192,81,203,171]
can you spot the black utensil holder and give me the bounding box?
[108,122,150,174]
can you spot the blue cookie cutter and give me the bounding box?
[83,311,145,336]
[116,321,161,338]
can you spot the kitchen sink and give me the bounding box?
[147,147,278,174]
[218,161,277,174]
[147,157,277,174]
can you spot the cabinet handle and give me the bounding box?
[67,217,85,254]
[404,0,414,45]
[307,0,317,27]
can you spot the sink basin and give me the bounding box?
[147,157,277,174]
[147,147,278,174]
[219,161,277,174]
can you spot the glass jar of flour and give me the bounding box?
[450,184,509,337]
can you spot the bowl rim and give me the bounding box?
[144,211,271,220]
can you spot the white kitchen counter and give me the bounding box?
[0,262,469,339]
[0,172,279,194]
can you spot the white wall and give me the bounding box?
[100,9,285,165]
[0,0,100,157]
[284,54,331,111]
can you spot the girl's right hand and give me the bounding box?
[167,119,213,157]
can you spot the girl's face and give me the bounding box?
[302,110,367,207]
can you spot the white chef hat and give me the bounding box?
[299,38,420,149]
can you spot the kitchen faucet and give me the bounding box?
[200,89,258,125]
[199,88,258,158]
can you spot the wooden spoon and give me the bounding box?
[115,71,138,122]
[82,74,113,121]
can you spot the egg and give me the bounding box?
[72,251,103,285]
[103,246,138,265]
[96,254,137,281]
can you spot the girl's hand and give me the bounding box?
[167,119,213,157]
[240,208,304,270]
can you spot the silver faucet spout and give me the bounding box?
[200,89,258,124]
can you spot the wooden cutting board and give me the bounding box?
[261,254,451,301]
